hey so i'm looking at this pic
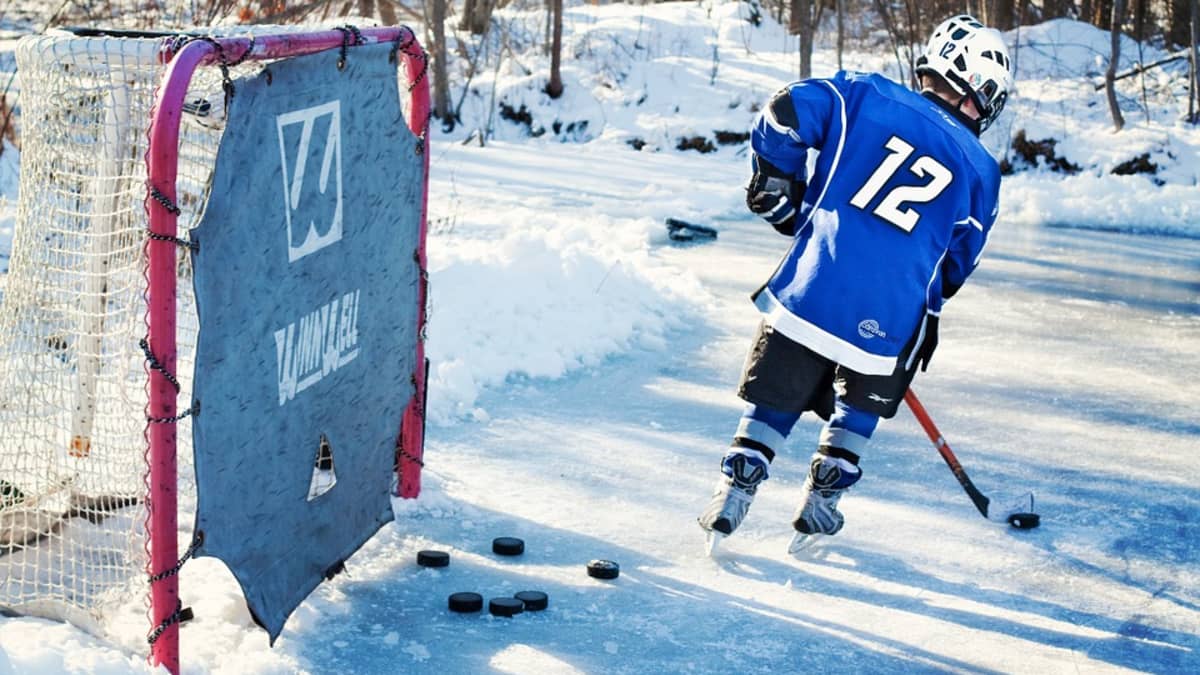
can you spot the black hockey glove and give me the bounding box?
[913,312,939,372]
[746,157,804,237]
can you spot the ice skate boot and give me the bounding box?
[788,451,861,556]
[698,450,769,555]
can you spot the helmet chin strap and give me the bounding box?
[920,89,983,136]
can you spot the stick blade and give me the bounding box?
[985,491,1035,523]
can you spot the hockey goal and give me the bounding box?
[0,26,429,672]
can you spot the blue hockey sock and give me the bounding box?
[818,399,879,456]
[723,403,801,480]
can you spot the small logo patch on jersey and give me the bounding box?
[867,393,894,404]
[858,319,887,339]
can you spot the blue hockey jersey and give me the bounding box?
[750,71,1000,375]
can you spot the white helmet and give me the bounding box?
[915,15,1013,133]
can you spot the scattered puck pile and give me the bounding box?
[416,536,620,618]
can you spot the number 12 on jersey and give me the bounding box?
[849,135,953,233]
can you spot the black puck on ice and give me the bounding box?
[417,550,450,568]
[448,592,483,613]
[514,590,549,611]
[488,597,525,617]
[1007,512,1041,529]
[492,537,525,556]
[586,559,620,580]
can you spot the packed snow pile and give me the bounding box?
[424,210,707,424]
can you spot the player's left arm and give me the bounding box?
[914,170,999,373]
[941,172,1000,299]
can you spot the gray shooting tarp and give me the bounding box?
[190,42,422,642]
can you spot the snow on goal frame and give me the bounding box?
[0,25,430,673]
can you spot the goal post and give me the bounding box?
[1,26,430,674]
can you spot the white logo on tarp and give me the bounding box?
[277,101,343,262]
[274,290,361,405]
[857,319,887,339]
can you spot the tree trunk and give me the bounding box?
[873,0,909,85]
[547,0,564,98]
[1094,0,1115,29]
[790,0,816,79]
[1131,0,1148,40]
[1105,0,1127,130]
[1190,0,1199,122]
[1169,0,1192,47]
[379,0,398,25]
[459,0,493,35]
[836,0,845,71]
[429,0,452,125]
[993,0,1016,29]
[1040,0,1066,20]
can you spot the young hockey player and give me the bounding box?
[698,15,1014,554]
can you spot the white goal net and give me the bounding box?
[0,30,249,633]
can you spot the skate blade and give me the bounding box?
[787,531,823,557]
[704,530,725,557]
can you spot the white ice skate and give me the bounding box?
[787,453,860,557]
[698,452,768,556]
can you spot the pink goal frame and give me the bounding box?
[144,27,429,674]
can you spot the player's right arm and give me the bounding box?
[746,81,837,235]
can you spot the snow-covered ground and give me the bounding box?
[1,2,1198,673]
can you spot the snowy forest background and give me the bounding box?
[2,0,1200,147]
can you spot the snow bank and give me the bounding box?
[425,210,704,424]
[1011,18,1168,79]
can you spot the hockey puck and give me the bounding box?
[514,590,549,611]
[492,537,525,556]
[417,550,450,568]
[488,597,525,617]
[448,592,483,613]
[586,559,620,580]
[1007,512,1041,529]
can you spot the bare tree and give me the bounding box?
[1041,0,1070,19]
[1095,0,1116,28]
[1105,0,1127,130]
[426,0,454,127]
[873,0,912,84]
[1191,0,1199,123]
[836,0,846,71]
[1133,0,1150,122]
[993,0,1017,29]
[790,0,822,79]
[460,0,495,35]
[1169,0,1193,47]
[547,0,564,98]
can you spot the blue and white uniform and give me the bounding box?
[750,70,1000,376]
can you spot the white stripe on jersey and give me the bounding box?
[755,288,898,376]
[796,81,849,236]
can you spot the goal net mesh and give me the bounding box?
[0,31,261,633]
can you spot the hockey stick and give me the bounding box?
[903,389,1040,529]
